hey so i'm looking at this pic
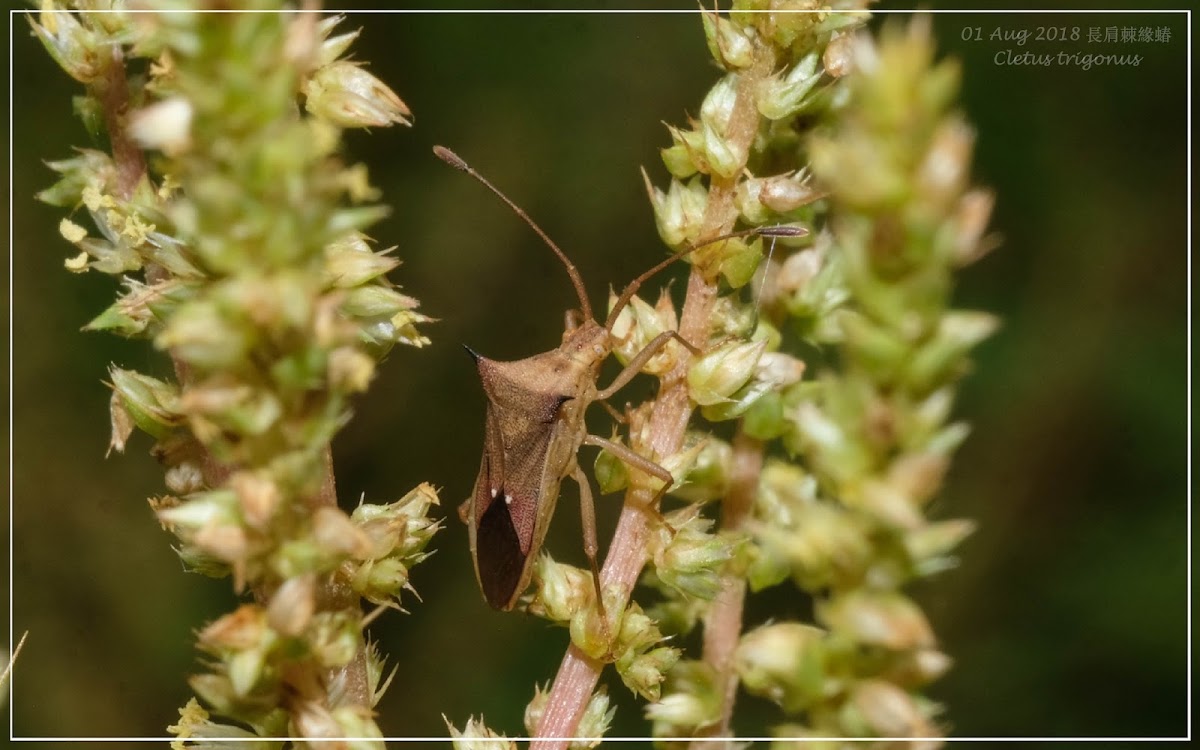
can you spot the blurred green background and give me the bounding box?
[5,3,1188,742]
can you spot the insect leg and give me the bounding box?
[600,401,627,424]
[582,434,677,531]
[569,464,610,628]
[596,330,699,402]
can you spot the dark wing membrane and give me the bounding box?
[472,400,557,609]
[476,485,525,608]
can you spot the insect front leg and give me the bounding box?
[596,330,700,402]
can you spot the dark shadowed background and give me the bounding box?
[4,2,1189,742]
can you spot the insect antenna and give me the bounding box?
[604,224,806,330]
[434,146,594,322]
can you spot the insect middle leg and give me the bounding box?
[569,464,611,629]
[583,434,677,531]
[596,330,699,402]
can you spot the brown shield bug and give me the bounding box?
[435,146,800,617]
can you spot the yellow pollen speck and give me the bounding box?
[64,251,89,272]
[59,218,87,243]
[81,184,113,212]
[157,174,180,200]
[122,214,156,245]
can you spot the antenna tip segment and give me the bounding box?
[433,145,469,172]
[758,224,808,238]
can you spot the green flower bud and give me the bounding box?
[735,622,826,713]
[701,10,754,70]
[852,479,924,530]
[743,389,787,440]
[649,508,732,600]
[818,589,936,651]
[307,610,360,669]
[757,52,821,120]
[752,503,872,589]
[661,146,698,180]
[608,291,678,373]
[839,309,911,382]
[761,172,822,213]
[446,715,515,750]
[903,310,999,392]
[315,15,360,68]
[67,236,142,275]
[717,236,762,288]
[687,338,766,406]
[904,518,975,573]
[343,285,420,321]
[768,723,837,750]
[643,172,708,248]
[526,684,613,749]
[737,172,822,224]
[108,368,182,439]
[72,92,104,139]
[156,299,252,372]
[789,401,872,483]
[351,557,410,605]
[593,442,628,495]
[38,150,115,207]
[756,460,817,523]
[618,645,680,703]
[647,689,711,734]
[266,573,315,638]
[330,705,385,750]
[351,483,441,561]
[28,7,101,83]
[304,61,412,129]
[843,679,936,738]
[327,204,392,237]
[527,554,592,624]
[569,584,623,660]
[524,683,550,737]
[700,121,745,179]
[574,687,616,748]
[700,74,738,135]
[744,538,790,592]
[323,232,400,288]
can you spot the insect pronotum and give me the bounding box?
[435,146,801,617]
